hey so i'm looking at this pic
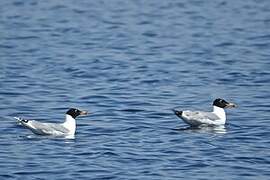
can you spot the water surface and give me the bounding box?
[0,0,270,179]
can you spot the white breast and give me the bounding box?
[62,115,76,135]
[213,106,226,122]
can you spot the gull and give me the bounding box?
[173,98,236,127]
[15,108,88,137]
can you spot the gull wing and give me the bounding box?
[185,111,220,121]
[22,120,69,135]
[182,111,220,126]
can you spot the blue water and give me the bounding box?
[1,0,270,179]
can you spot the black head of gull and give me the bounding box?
[66,108,88,119]
[213,98,237,109]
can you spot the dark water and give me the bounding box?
[1,0,270,179]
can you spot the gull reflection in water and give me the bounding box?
[174,125,227,134]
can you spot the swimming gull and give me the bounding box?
[15,108,88,137]
[173,98,236,127]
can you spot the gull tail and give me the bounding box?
[172,109,183,117]
[14,117,29,124]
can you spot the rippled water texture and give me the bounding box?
[0,0,270,179]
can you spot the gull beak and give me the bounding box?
[225,103,237,108]
[80,110,89,115]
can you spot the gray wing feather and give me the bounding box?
[185,111,219,121]
[23,120,69,135]
[196,112,220,121]
[181,111,221,126]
